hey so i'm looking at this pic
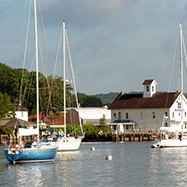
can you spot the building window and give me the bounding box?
[152,86,154,92]
[140,112,143,119]
[172,112,174,118]
[165,112,167,116]
[126,125,129,130]
[21,112,23,117]
[118,112,121,121]
[178,102,181,108]
[185,112,187,118]
[153,112,155,118]
[165,123,168,127]
[126,113,128,119]
[146,86,149,92]
[114,113,116,120]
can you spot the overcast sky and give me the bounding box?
[1,0,187,95]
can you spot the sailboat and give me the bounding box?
[151,23,187,148]
[4,0,58,163]
[50,21,84,151]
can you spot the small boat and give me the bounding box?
[4,0,58,163]
[151,23,187,148]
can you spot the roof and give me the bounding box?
[2,118,34,128]
[10,104,28,111]
[28,112,64,124]
[142,79,157,85]
[67,107,111,119]
[109,91,180,109]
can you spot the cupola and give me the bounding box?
[142,79,157,98]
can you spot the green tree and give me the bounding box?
[99,114,106,125]
[78,93,103,107]
[0,92,15,118]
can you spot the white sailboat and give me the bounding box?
[4,0,58,163]
[151,23,187,148]
[50,21,84,151]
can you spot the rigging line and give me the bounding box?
[165,29,179,109]
[182,35,187,89]
[22,54,35,109]
[65,29,83,134]
[47,24,63,117]
[23,58,36,111]
[19,0,32,105]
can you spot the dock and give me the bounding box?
[82,131,157,142]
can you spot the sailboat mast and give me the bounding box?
[34,0,39,132]
[63,21,66,137]
[179,23,184,127]
[179,23,183,94]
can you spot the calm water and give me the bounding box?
[0,142,187,187]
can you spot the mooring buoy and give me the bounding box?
[90,147,95,151]
[106,154,113,160]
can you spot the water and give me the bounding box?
[0,142,187,187]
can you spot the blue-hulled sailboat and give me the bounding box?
[4,0,58,163]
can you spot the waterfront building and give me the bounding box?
[66,107,111,125]
[109,79,187,132]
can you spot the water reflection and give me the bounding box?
[148,147,187,186]
[1,143,187,186]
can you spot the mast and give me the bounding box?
[34,0,39,134]
[63,21,66,137]
[179,23,184,128]
[179,23,183,94]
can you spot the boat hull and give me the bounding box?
[4,147,58,163]
[57,137,82,151]
[151,139,187,148]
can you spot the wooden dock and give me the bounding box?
[82,132,157,142]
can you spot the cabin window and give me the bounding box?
[114,113,116,120]
[153,112,155,118]
[146,86,149,92]
[178,102,181,108]
[126,113,128,119]
[152,86,154,92]
[140,112,143,119]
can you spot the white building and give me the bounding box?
[109,79,187,131]
[66,107,111,125]
[11,104,28,121]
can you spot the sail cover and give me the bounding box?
[18,127,39,136]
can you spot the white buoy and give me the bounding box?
[106,154,113,160]
[90,147,95,151]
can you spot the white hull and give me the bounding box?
[57,136,83,151]
[151,139,187,148]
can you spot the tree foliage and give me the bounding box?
[0,62,106,120]
[0,92,15,118]
[78,93,103,107]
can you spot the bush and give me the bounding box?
[0,126,13,135]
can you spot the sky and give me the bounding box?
[1,0,187,95]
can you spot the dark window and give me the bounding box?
[126,113,128,119]
[114,113,116,119]
[147,86,149,92]
[153,112,155,118]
